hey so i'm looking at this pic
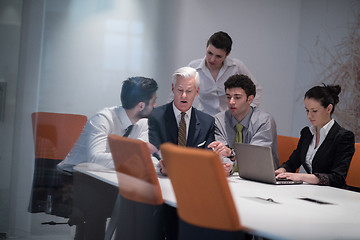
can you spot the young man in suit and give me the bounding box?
[148,66,216,175]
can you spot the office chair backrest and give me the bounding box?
[29,112,87,216]
[108,134,163,205]
[32,112,87,160]
[277,135,299,166]
[160,143,243,231]
[346,142,360,188]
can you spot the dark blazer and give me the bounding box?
[281,121,355,188]
[148,102,215,150]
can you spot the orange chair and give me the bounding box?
[277,135,300,172]
[346,143,360,190]
[31,112,87,160]
[160,143,251,240]
[106,135,164,240]
[28,112,87,217]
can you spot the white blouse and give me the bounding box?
[305,119,335,172]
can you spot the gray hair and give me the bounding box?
[172,67,200,88]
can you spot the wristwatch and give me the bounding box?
[229,148,236,161]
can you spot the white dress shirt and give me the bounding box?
[305,119,335,172]
[188,57,263,116]
[172,103,192,140]
[57,106,149,172]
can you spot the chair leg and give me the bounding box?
[104,193,121,240]
[73,224,85,240]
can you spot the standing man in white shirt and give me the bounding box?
[188,31,263,116]
[57,76,158,172]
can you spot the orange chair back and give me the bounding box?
[108,135,163,205]
[346,143,360,188]
[32,112,87,160]
[160,143,244,232]
[277,135,299,167]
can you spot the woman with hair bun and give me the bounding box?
[275,84,355,188]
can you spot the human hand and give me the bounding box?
[274,167,286,176]
[146,142,158,154]
[159,160,167,176]
[276,172,319,184]
[223,162,233,175]
[208,141,231,157]
[276,172,301,181]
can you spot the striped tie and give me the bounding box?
[178,112,186,146]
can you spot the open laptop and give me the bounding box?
[234,143,303,185]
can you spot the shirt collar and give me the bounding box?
[230,106,255,129]
[222,57,236,67]
[309,118,334,136]
[197,58,206,70]
[198,56,236,70]
[119,106,133,129]
[172,102,192,118]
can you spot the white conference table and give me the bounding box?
[74,163,360,240]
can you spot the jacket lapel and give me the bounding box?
[300,128,313,173]
[164,103,178,143]
[312,121,339,167]
[187,108,200,147]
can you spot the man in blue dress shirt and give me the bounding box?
[209,74,279,174]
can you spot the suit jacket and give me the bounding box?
[148,102,215,150]
[281,121,355,188]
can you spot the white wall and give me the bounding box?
[39,0,162,116]
[168,0,302,135]
[3,0,359,237]
[292,0,360,137]
[38,0,304,134]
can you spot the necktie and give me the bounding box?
[233,123,244,172]
[178,112,186,146]
[123,125,134,137]
[235,123,244,143]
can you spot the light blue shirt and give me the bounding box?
[214,106,279,168]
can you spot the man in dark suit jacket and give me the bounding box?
[148,66,215,175]
[149,66,215,240]
[149,103,215,149]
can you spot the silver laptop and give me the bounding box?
[234,143,303,185]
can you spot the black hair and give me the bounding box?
[304,84,341,114]
[206,31,232,54]
[121,77,158,109]
[224,74,256,98]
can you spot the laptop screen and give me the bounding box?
[234,143,278,184]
